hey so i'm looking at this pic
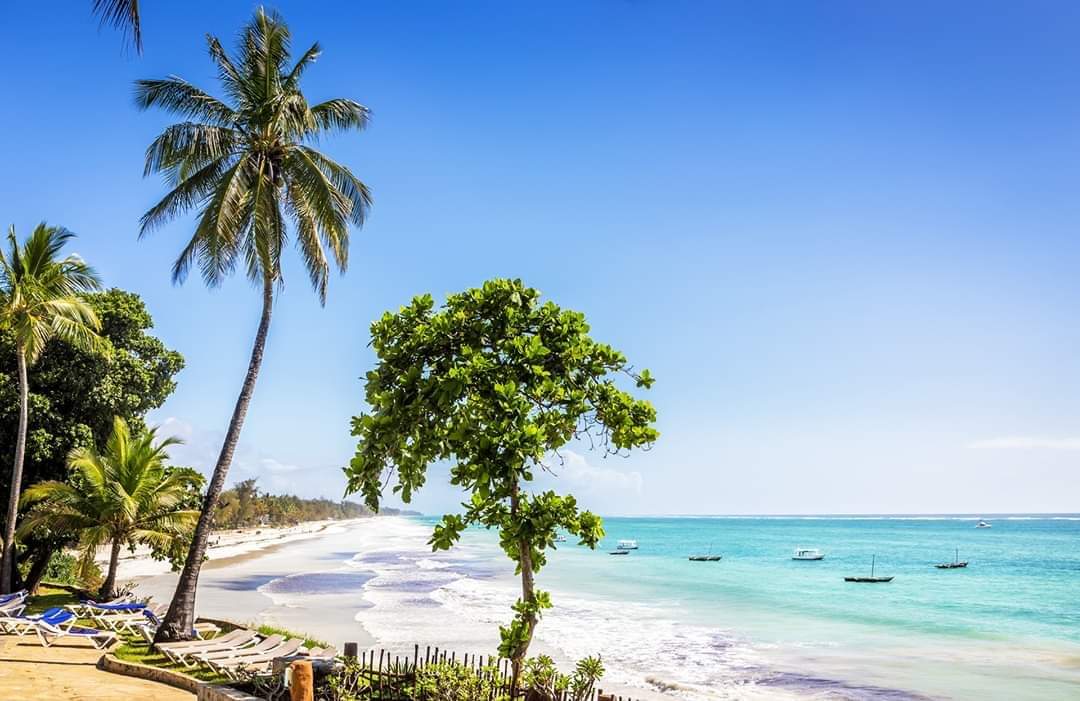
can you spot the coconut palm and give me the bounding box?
[136,8,371,640]
[19,416,199,599]
[0,224,103,593]
[91,0,142,53]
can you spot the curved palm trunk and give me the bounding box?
[0,348,29,594]
[155,279,274,642]
[99,537,124,600]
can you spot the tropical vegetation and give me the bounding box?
[18,415,200,599]
[345,278,659,682]
[0,224,104,594]
[214,479,373,530]
[134,7,372,641]
[91,0,142,53]
[0,287,184,593]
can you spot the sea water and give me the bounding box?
[243,515,1080,700]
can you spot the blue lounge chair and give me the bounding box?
[0,607,74,636]
[34,618,117,649]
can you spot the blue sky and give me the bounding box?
[3,2,1080,514]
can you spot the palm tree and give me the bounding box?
[18,416,199,599]
[0,224,103,593]
[136,8,371,641]
[91,0,142,53]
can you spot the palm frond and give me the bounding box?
[92,0,142,53]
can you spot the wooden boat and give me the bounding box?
[689,543,721,561]
[935,547,968,569]
[609,549,630,555]
[844,555,893,583]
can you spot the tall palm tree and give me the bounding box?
[0,224,103,593]
[18,416,199,599]
[136,8,371,641]
[91,0,142,53]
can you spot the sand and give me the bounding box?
[0,636,194,701]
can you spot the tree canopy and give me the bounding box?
[0,288,183,589]
[345,278,658,677]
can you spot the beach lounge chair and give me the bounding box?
[89,603,169,633]
[0,597,27,618]
[0,590,28,606]
[208,638,306,679]
[33,619,117,649]
[0,607,74,636]
[193,634,285,667]
[71,599,146,617]
[156,628,260,665]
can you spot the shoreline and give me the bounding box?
[125,514,1080,701]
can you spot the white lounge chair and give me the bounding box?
[209,638,306,679]
[193,634,284,667]
[34,619,117,649]
[157,629,260,665]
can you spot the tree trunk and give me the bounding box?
[155,278,274,643]
[99,537,123,600]
[0,348,29,594]
[509,482,538,688]
[22,545,53,595]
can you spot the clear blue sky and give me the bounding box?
[3,2,1079,514]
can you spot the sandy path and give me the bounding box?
[0,636,194,701]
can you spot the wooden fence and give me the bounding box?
[339,642,640,701]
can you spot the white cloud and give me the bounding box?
[968,436,1080,450]
[535,449,644,495]
[152,416,347,498]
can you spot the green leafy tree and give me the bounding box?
[136,7,371,641]
[0,288,184,592]
[0,223,103,593]
[345,279,658,681]
[18,416,199,599]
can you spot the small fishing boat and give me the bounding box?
[609,549,630,556]
[792,548,824,561]
[935,547,968,569]
[844,555,893,583]
[689,543,721,561]
[975,520,991,528]
[617,539,639,550]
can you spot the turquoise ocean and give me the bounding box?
[216,514,1080,700]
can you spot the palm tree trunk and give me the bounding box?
[99,537,123,600]
[155,278,274,642]
[0,348,29,594]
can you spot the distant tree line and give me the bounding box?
[211,478,381,530]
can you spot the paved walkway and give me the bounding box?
[0,636,195,701]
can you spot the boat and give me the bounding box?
[935,547,968,569]
[609,549,630,556]
[555,535,567,543]
[844,555,893,583]
[975,520,991,528]
[686,544,721,561]
[792,548,825,561]
[617,539,639,550]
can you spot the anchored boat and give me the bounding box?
[844,555,893,583]
[792,548,825,561]
[935,547,968,569]
[617,539,639,550]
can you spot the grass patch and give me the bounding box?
[255,623,329,649]
[22,584,78,615]
[112,636,232,684]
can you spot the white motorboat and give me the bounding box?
[792,548,825,561]
[975,520,992,528]
[617,539,639,550]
